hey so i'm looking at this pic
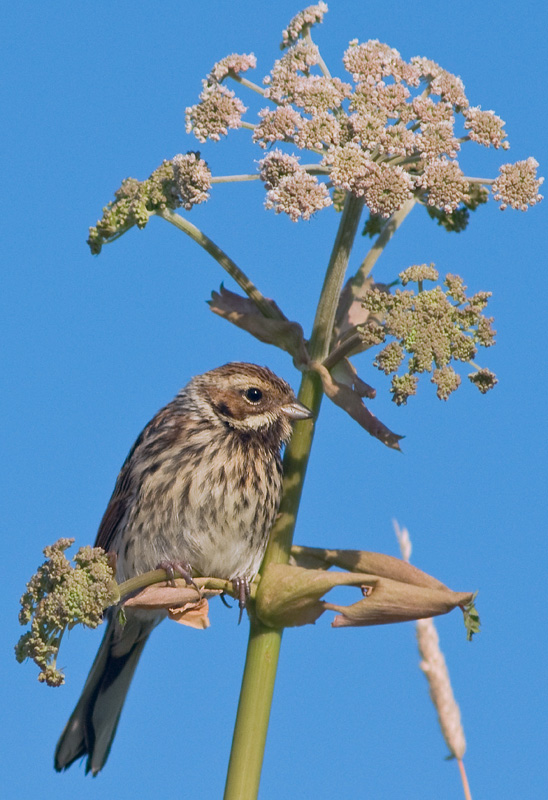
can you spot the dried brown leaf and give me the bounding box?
[123,582,203,609]
[123,579,223,630]
[331,358,376,399]
[311,361,403,450]
[334,276,390,342]
[256,562,473,629]
[209,286,309,364]
[334,275,377,338]
[256,563,374,628]
[291,546,448,591]
[326,580,473,628]
[168,598,212,629]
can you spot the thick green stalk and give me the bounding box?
[223,194,364,800]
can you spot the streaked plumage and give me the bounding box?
[54,363,311,775]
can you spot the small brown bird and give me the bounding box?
[54,363,311,775]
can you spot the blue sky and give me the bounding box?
[3,1,547,798]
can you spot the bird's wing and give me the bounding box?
[94,463,135,553]
[94,402,184,553]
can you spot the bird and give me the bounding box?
[54,362,312,775]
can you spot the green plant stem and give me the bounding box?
[157,209,282,320]
[223,193,364,800]
[304,31,332,78]
[210,165,330,183]
[355,198,416,285]
[116,570,231,601]
[210,174,261,183]
[231,74,267,96]
[307,194,365,361]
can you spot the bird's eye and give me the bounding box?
[244,387,263,403]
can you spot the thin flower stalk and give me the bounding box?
[230,74,268,96]
[157,209,281,320]
[356,198,416,284]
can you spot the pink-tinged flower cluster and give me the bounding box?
[464,107,509,149]
[293,111,341,149]
[430,71,468,109]
[344,39,419,86]
[350,81,411,121]
[377,122,417,157]
[186,84,246,142]
[259,150,301,189]
[291,75,352,114]
[411,57,442,79]
[375,82,411,118]
[415,121,460,161]
[326,142,376,193]
[172,152,212,209]
[180,7,542,224]
[264,41,320,104]
[492,158,544,210]
[412,97,454,125]
[260,150,331,220]
[417,160,470,212]
[411,57,468,109]
[326,144,413,217]
[363,163,414,217]
[282,2,328,48]
[252,107,303,148]
[347,112,386,150]
[207,53,257,84]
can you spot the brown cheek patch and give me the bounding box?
[208,388,255,421]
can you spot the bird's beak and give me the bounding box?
[281,400,314,420]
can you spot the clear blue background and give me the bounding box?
[3,2,547,798]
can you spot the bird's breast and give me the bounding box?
[117,434,283,583]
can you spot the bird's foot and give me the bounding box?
[232,576,251,624]
[156,560,198,593]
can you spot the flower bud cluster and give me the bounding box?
[172,152,212,209]
[206,53,257,84]
[186,83,247,143]
[227,8,540,221]
[361,266,496,404]
[87,5,542,249]
[259,150,331,220]
[16,539,118,686]
[88,155,212,253]
[492,158,544,210]
[281,2,329,48]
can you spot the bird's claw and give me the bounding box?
[232,577,250,624]
[156,560,199,593]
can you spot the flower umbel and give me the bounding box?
[492,158,544,210]
[172,152,212,210]
[15,539,118,686]
[281,2,329,48]
[362,266,496,404]
[87,160,181,254]
[261,152,332,220]
[87,7,543,242]
[207,53,257,84]
[464,106,509,149]
[186,83,247,143]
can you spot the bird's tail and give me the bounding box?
[54,611,158,775]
